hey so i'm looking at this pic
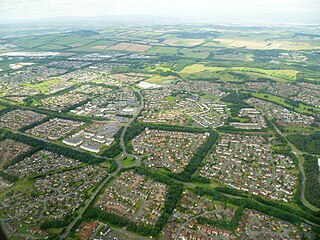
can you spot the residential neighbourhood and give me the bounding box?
[132,129,209,172]
[26,118,84,140]
[0,109,46,130]
[200,134,298,202]
[96,171,167,226]
[0,22,318,240]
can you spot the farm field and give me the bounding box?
[180,48,210,59]
[146,46,180,55]
[213,53,254,62]
[216,38,320,50]
[163,38,205,47]
[179,63,225,78]
[145,75,178,83]
[107,42,152,52]
[231,67,299,81]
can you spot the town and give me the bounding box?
[0,22,319,240]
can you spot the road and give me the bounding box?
[270,120,320,212]
[59,168,119,239]
[60,87,144,239]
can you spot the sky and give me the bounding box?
[0,0,319,24]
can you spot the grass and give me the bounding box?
[52,35,84,46]
[71,40,116,52]
[164,96,179,102]
[146,46,180,56]
[135,199,143,212]
[10,34,63,49]
[21,79,62,94]
[0,178,33,201]
[100,161,111,168]
[180,48,210,59]
[200,95,220,100]
[120,156,136,167]
[231,67,298,81]
[164,38,204,47]
[145,75,178,83]
[181,68,243,83]
[38,44,67,51]
[249,92,319,115]
[179,64,225,78]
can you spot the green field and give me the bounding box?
[231,67,298,81]
[146,46,180,55]
[180,48,210,59]
[146,75,178,83]
[249,92,319,115]
[213,53,254,62]
[179,64,225,78]
[164,96,180,102]
[21,79,64,94]
[120,156,136,167]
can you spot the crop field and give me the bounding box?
[179,64,225,78]
[67,39,98,48]
[179,63,299,82]
[180,48,210,59]
[70,40,116,52]
[215,38,320,50]
[37,44,67,51]
[107,42,151,52]
[146,46,180,55]
[145,75,178,83]
[231,71,292,83]
[51,35,84,46]
[231,67,298,81]
[213,53,254,62]
[164,38,205,47]
[10,34,64,49]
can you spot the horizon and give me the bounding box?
[1,0,320,24]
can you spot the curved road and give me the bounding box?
[270,120,320,212]
[59,88,320,239]
[60,87,144,239]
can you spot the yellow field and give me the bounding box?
[146,75,178,83]
[216,38,320,50]
[180,64,225,78]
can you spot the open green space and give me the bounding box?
[120,156,136,167]
[249,92,320,115]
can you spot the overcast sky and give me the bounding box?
[0,0,319,23]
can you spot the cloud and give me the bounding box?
[0,0,319,23]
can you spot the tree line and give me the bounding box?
[303,155,320,208]
[288,133,320,155]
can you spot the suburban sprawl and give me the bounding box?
[0,22,319,240]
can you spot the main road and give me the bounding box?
[60,87,144,239]
[270,120,320,212]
